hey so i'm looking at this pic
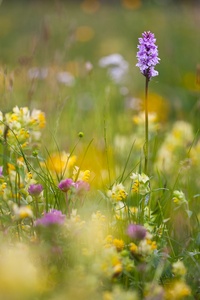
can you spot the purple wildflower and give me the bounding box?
[0,166,3,177]
[136,31,160,80]
[58,178,75,192]
[28,184,43,196]
[126,224,147,240]
[35,209,66,226]
[75,180,90,196]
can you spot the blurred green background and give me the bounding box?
[0,0,200,153]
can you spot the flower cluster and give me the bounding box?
[128,230,157,257]
[127,224,147,240]
[136,31,160,80]
[155,121,194,173]
[58,177,90,196]
[107,182,128,202]
[35,209,66,227]
[28,184,43,196]
[0,106,45,151]
[130,172,150,195]
[164,260,191,300]
[104,235,125,252]
[172,190,187,206]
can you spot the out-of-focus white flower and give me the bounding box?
[56,71,75,86]
[28,67,48,80]
[85,61,93,73]
[12,204,33,219]
[99,53,129,84]
[99,53,126,67]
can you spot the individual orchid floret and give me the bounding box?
[58,178,75,192]
[35,209,66,227]
[136,31,160,80]
[28,184,43,196]
[126,224,147,240]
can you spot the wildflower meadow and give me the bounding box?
[0,1,200,299]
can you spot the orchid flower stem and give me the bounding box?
[144,76,149,174]
[35,196,39,218]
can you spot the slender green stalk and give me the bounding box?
[104,114,111,187]
[3,124,9,176]
[144,76,149,174]
[157,199,175,257]
[74,138,93,182]
[35,196,39,219]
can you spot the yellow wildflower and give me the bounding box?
[129,242,138,254]
[132,179,139,193]
[113,263,123,275]
[45,152,77,175]
[113,238,124,252]
[130,172,150,195]
[0,182,7,194]
[104,235,113,244]
[165,280,191,300]
[82,169,90,182]
[27,172,32,180]
[107,183,127,202]
[172,261,187,277]
[103,291,113,300]
[38,112,46,128]
[13,204,33,219]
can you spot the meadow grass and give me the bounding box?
[0,1,200,299]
